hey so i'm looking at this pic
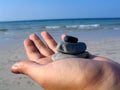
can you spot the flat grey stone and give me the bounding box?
[52,51,89,61]
[56,41,86,54]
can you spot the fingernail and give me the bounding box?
[11,64,20,74]
[12,65,18,70]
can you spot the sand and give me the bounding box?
[0,37,120,90]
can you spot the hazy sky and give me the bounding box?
[0,0,120,21]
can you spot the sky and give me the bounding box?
[0,0,120,21]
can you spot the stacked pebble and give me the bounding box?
[52,35,89,60]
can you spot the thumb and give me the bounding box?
[11,60,45,85]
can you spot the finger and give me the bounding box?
[24,39,43,60]
[11,61,45,85]
[29,33,53,56]
[61,34,67,41]
[41,31,57,52]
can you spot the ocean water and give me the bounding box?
[0,18,120,45]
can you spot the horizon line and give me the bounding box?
[1,17,120,22]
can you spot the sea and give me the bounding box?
[0,18,120,46]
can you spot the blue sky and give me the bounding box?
[0,0,120,21]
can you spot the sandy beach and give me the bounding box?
[0,35,120,90]
[0,43,43,90]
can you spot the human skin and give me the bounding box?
[11,31,120,90]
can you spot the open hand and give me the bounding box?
[11,31,120,90]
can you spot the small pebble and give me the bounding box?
[64,35,78,43]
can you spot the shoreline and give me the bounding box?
[1,29,120,46]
